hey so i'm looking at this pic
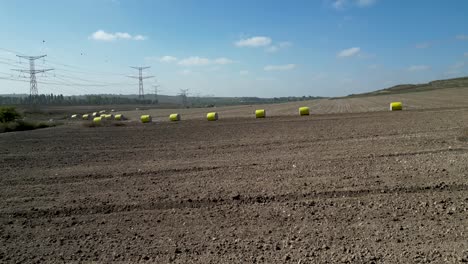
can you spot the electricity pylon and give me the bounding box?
[128,66,154,99]
[153,83,162,104]
[179,89,189,108]
[12,55,53,99]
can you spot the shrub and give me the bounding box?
[0,107,21,123]
[0,120,55,133]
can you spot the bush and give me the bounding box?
[0,120,55,133]
[0,107,21,123]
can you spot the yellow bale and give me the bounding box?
[207,112,218,121]
[82,114,90,120]
[93,117,102,125]
[390,102,403,111]
[299,107,310,116]
[114,114,123,121]
[103,114,113,120]
[140,115,152,123]
[169,113,181,121]
[255,109,266,118]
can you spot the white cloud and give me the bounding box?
[266,41,293,53]
[235,36,272,47]
[337,47,360,58]
[239,70,249,75]
[333,0,347,9]
[178,57,211,66]
[407,65,430,72]
[356,0,376,7]
[264,64,296,71]
[133,35,147,41]
[332,0,376,9]
[90,30,116,41]
[115,32,132,39]
[89,30,147,41]
[159,56,178,63]
[456,34,468,40]
[266,46,279,53]
[415,43,431,49]
[213,58,234,65]
[177,56,235,66]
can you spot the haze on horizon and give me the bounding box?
[0,0,467,98]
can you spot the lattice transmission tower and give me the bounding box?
[128,66,154,99]
[12,55,53,99]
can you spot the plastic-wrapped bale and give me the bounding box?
[141,115,152,123]
[207,112,218,121]
[93,117,102,125]
[71,114,78,119]
[82,114,90,120]
[255,109,266,118]
[390,102,403,111]
[114,114,124,121]
[99,110,106,114]
[299,107,310,116]
[169,113,181,121]
[103,114,114,120]
[92,112,99,117]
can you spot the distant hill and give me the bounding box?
[345,76,468,98]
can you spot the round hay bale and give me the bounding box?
[299,107,310,116]
[71,114,78,119]
[93,117,102,125]
[169,113,181,121]
[114,114,124,121]
[101,114,113,120]
[390,102,403,111]
[255,109,266,118]
[99,110,106,114]
[82,114,90,120]
[207,112,218,121]
[141,115,152,123]
[92,112,99,117]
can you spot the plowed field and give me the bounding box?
[1,95,468,263]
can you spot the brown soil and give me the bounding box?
[1,108,468,263]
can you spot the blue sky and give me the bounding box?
[0,0,467,97]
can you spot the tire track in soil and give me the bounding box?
[3,181,466,219]
[2,147,465,187]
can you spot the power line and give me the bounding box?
[0,47,162,96]
[128,66,154,99]
[54,73,134,86]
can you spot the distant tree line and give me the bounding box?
[0,94,154,105]
[0,94,325,107]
